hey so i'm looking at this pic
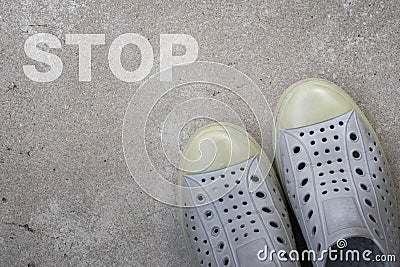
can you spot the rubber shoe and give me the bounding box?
[275,78,399,266]
[179,123,299,267]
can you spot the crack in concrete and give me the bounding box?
[4,222,35,232]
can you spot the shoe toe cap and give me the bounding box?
[179,123,261,174]
[276,79,354,129]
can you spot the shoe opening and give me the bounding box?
[325,237,388,267]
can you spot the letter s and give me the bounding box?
[23,33,63,82]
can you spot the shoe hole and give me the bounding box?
[320,128,325,132]
[355,168,364,176]
[293,146,301,154]
[352,150,361,159]
[322,137,327,142]
[256,191,266,198]
[303,193,311,203]
[262,207,273,213]
[344,187,350,191]
[311,226,317,236]
[322,190,328,195]
[251,175,260,183]
[307,210,314,219]
[299,132,304,137]
[330,125,335,129]
[360,183,369,191]
[333,188,339,192]
[204,210,213,220]
[334,135,339,140]
[300,178,309,187]
[217,241,225,251]
[310,140,316,145]
[365,198,374,207]
[254,228,260,233]
[369,214,377,223]
[349,132,358,141]
[339,121,344,126]
[298,162,306,171]
[314,151,319,156]
[335,146,340,151]
[276,236,285,244]
[309,130,315,135]
[325,149,330,154]
[269,221,280,228]
[197,194,205,203]
[222,257,229,265]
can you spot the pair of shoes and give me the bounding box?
[178,79,399,267]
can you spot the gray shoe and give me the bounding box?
[178,123,299,267]
[275,78,399,266]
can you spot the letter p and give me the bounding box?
[160,34,198,81]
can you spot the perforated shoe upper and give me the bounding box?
[181,155,299,267]
[278,110,399,266]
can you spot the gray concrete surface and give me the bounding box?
[1,1,399,266]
